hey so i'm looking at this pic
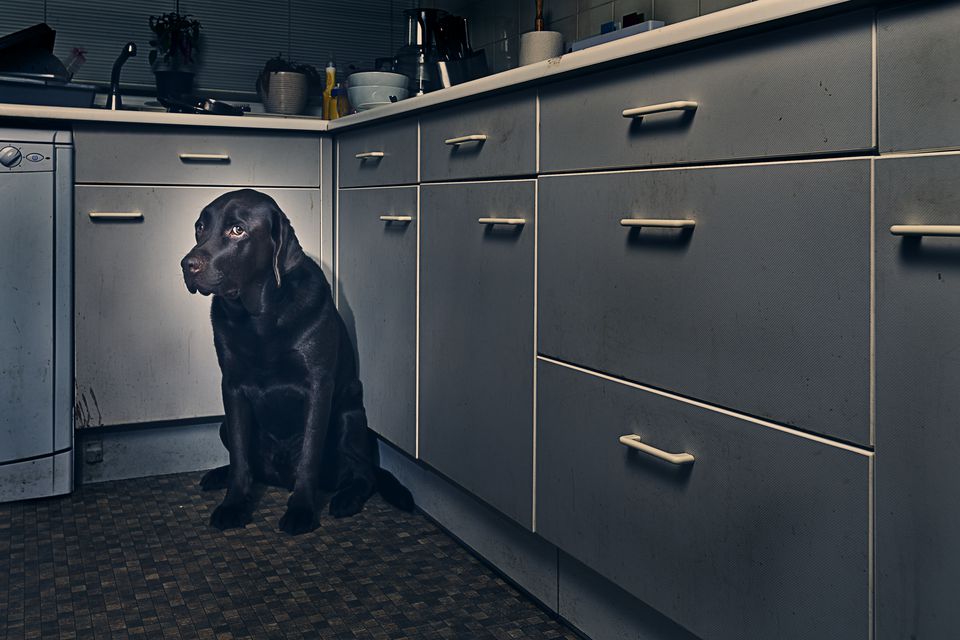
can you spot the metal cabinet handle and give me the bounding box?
[478,217,526,225]
[620,218,696,229]
[445,134,488,146]
[178,153,231,162]
[622,101,699,119]
[379,215,413,223]
[890,225,960,237]
[619,434,695,465]
[356,151,385,159]
[88,211,144,221]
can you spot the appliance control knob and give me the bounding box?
[0,146,22,167]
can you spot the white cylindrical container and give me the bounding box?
[519,30,563,66]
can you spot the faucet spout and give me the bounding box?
[108,42,138,110]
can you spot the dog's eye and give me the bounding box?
[228,225,245,237]
[195,223,204,235]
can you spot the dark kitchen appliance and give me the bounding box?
[395,8,447,95]
[0,24,97,107]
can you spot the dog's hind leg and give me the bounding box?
[329,398,377,518]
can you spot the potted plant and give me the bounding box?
[257,54,320,115]
[148,11,202,99]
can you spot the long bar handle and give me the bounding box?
[619,435,695,465]
[622,101,699,119]
[178,153,231,162]
[445,134,488,145]
[890,225,960,237]
[88,211,144,221]
[620,218,696,229]
[356,151,385,159]
[478,217,526,225]
[379,215,413,223]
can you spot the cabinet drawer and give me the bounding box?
[420,91,536,182]
[337,120,418,187]
[538,160,870,445]
[420,180,535,526]
[337,186,417,455]
[879,1,960,152]
[540,10,873,172]
[75,186,321,426]
[74,126,320,186]
[875,154,960,639]
[537,359,870,640]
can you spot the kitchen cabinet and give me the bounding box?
[538,160,871,445]
[878,0,960,153]
[537,359,870,640]
[337,186,417,455]
[539,10,873,173]
[337,120,418,188]
[419,180,535,527]
[875,154,960,640]
[74,185,320,427]
[419,91,536,182]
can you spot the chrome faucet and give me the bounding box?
[108,42,137,110]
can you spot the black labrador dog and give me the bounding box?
[180,189,413,535]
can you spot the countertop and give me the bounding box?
[0,0,855,134]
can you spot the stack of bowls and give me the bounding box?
[347,71,410,112]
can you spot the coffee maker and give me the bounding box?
[395,8,446,95]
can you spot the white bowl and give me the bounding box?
[347,85,409,109]
[348,71,409,88]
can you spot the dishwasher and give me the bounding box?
[0,127,73,501]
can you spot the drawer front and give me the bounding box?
[420,91,536,182]
[538,160,870,445]
[879,1,960,153]
[75,186,321,426]
[337,120,418,187]
[419,180,535,526]
[74,126,320,186]
[875,154,960,640]
[337,186,417,455]
[540,10,873,172]
[537,359,870,640]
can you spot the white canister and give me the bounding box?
[519,30,564,66]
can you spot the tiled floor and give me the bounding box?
[0,471,579,639]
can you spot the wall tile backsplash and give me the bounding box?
[445,0,753,72]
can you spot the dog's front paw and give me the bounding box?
[278,504,318,535]
[209,501,251,530]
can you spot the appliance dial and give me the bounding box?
[0,146,22,167]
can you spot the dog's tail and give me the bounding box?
[375,468,415,512]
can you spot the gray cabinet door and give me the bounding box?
[75,186,321,427]
[74,126,320,187]
[419,91,536,182]
[879,0,960,153]
[419,181,535,527]
[875,154,960,640]
[537,359,871,640]
[539,10,873,172]
[538,160,871,445]
[337,186,417,455]
[0,171,54,462]
[337,120,418,188]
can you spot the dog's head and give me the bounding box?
[181,189,304,299]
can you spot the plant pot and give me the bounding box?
[154,69,195,99]
[259,71,308,115]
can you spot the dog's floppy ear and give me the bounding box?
[270,205,304,287]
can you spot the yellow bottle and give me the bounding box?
[322,60,336,119]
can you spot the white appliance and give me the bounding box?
[0,127,73,501]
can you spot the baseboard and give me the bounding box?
[76,421,228,484]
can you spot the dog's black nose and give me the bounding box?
[182,254,206,275]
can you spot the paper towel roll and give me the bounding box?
[519,31,563,66]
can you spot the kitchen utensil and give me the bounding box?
[158,95,246,116]
[348,71,409,89]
